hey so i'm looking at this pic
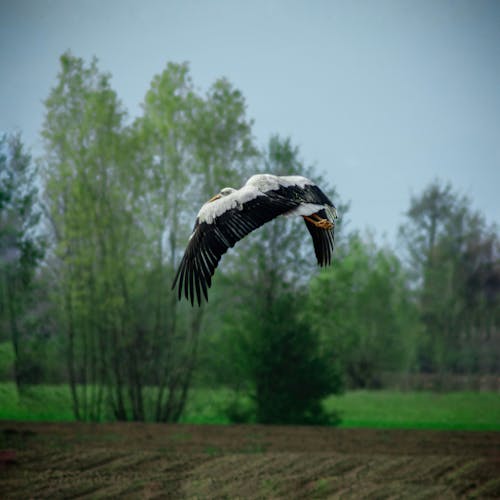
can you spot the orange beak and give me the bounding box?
[208,193,222,203]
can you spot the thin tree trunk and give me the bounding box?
[64,290,81,420]
[172,307,203,421]
[6,276,22,390]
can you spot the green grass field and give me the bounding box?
[323,391,500,430]
[0,383,75,422]
[0,382,499,430]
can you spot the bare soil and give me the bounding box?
[1,421,499,498]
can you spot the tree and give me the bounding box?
[307,232,419,388]
[192,77,258,200]
[253,291,340,424]
[0,133,44,387]
[42,52,135,420]
[134,63,258,421]
[399,180,500,374]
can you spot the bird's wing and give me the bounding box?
[275,180,337,267]
[172,188,299,306]
[276,179,335,208]
[302,208,336,266]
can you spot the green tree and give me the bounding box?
[0,133,44,387]
[134,62,203,421]
[192,77,258,200]
[135,63,258,421]
[399,180,499,374]
[254,292,339,424]
[308,233,419,388]
[42,52,135,420]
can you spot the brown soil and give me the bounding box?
[1,421,499,499]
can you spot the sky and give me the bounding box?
[1,0,499,244]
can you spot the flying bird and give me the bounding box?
[172,174,337,305]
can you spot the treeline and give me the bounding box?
[0,52,499,423]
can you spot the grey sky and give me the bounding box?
[1,0,499,243]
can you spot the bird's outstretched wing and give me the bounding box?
[172,191,298,306]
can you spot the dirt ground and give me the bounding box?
[1,421,499,499]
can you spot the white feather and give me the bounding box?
[245,174,314,192]
[197,185,264,224]
[284,203,325,217]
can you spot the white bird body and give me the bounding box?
[196,174,319,224]
[196,184,262,224]
[173,173,337,305]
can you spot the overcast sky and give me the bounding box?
[1,0,499,243]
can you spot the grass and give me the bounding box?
[323,390,500,431]
[0,383,75,422]
[0,382,499,431]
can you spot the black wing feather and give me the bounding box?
[172,193,298,305]
[274,184,336,267]
[274,183,334,207]
[303,208,335,267]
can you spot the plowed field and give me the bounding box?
[1,421,499,498]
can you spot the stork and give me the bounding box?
[172,174,337,305]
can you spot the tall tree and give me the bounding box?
[399,180,500,374]
[135,63,258,421]
[0,133,44,387]
[133,62,201,421]
[192,78,258,200]
[42,52,139,420]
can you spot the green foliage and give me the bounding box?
[251,293,341,424]
[399,180,500,374]
[0,133,45,387]
[42,51,137,421]
[0,342,14,380]
[180,387,256,424]
[308,233,419,388]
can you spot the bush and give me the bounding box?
[251,293,342,425]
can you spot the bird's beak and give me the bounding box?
[208,193,222,203]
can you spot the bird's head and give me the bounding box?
[208,187,236,202]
